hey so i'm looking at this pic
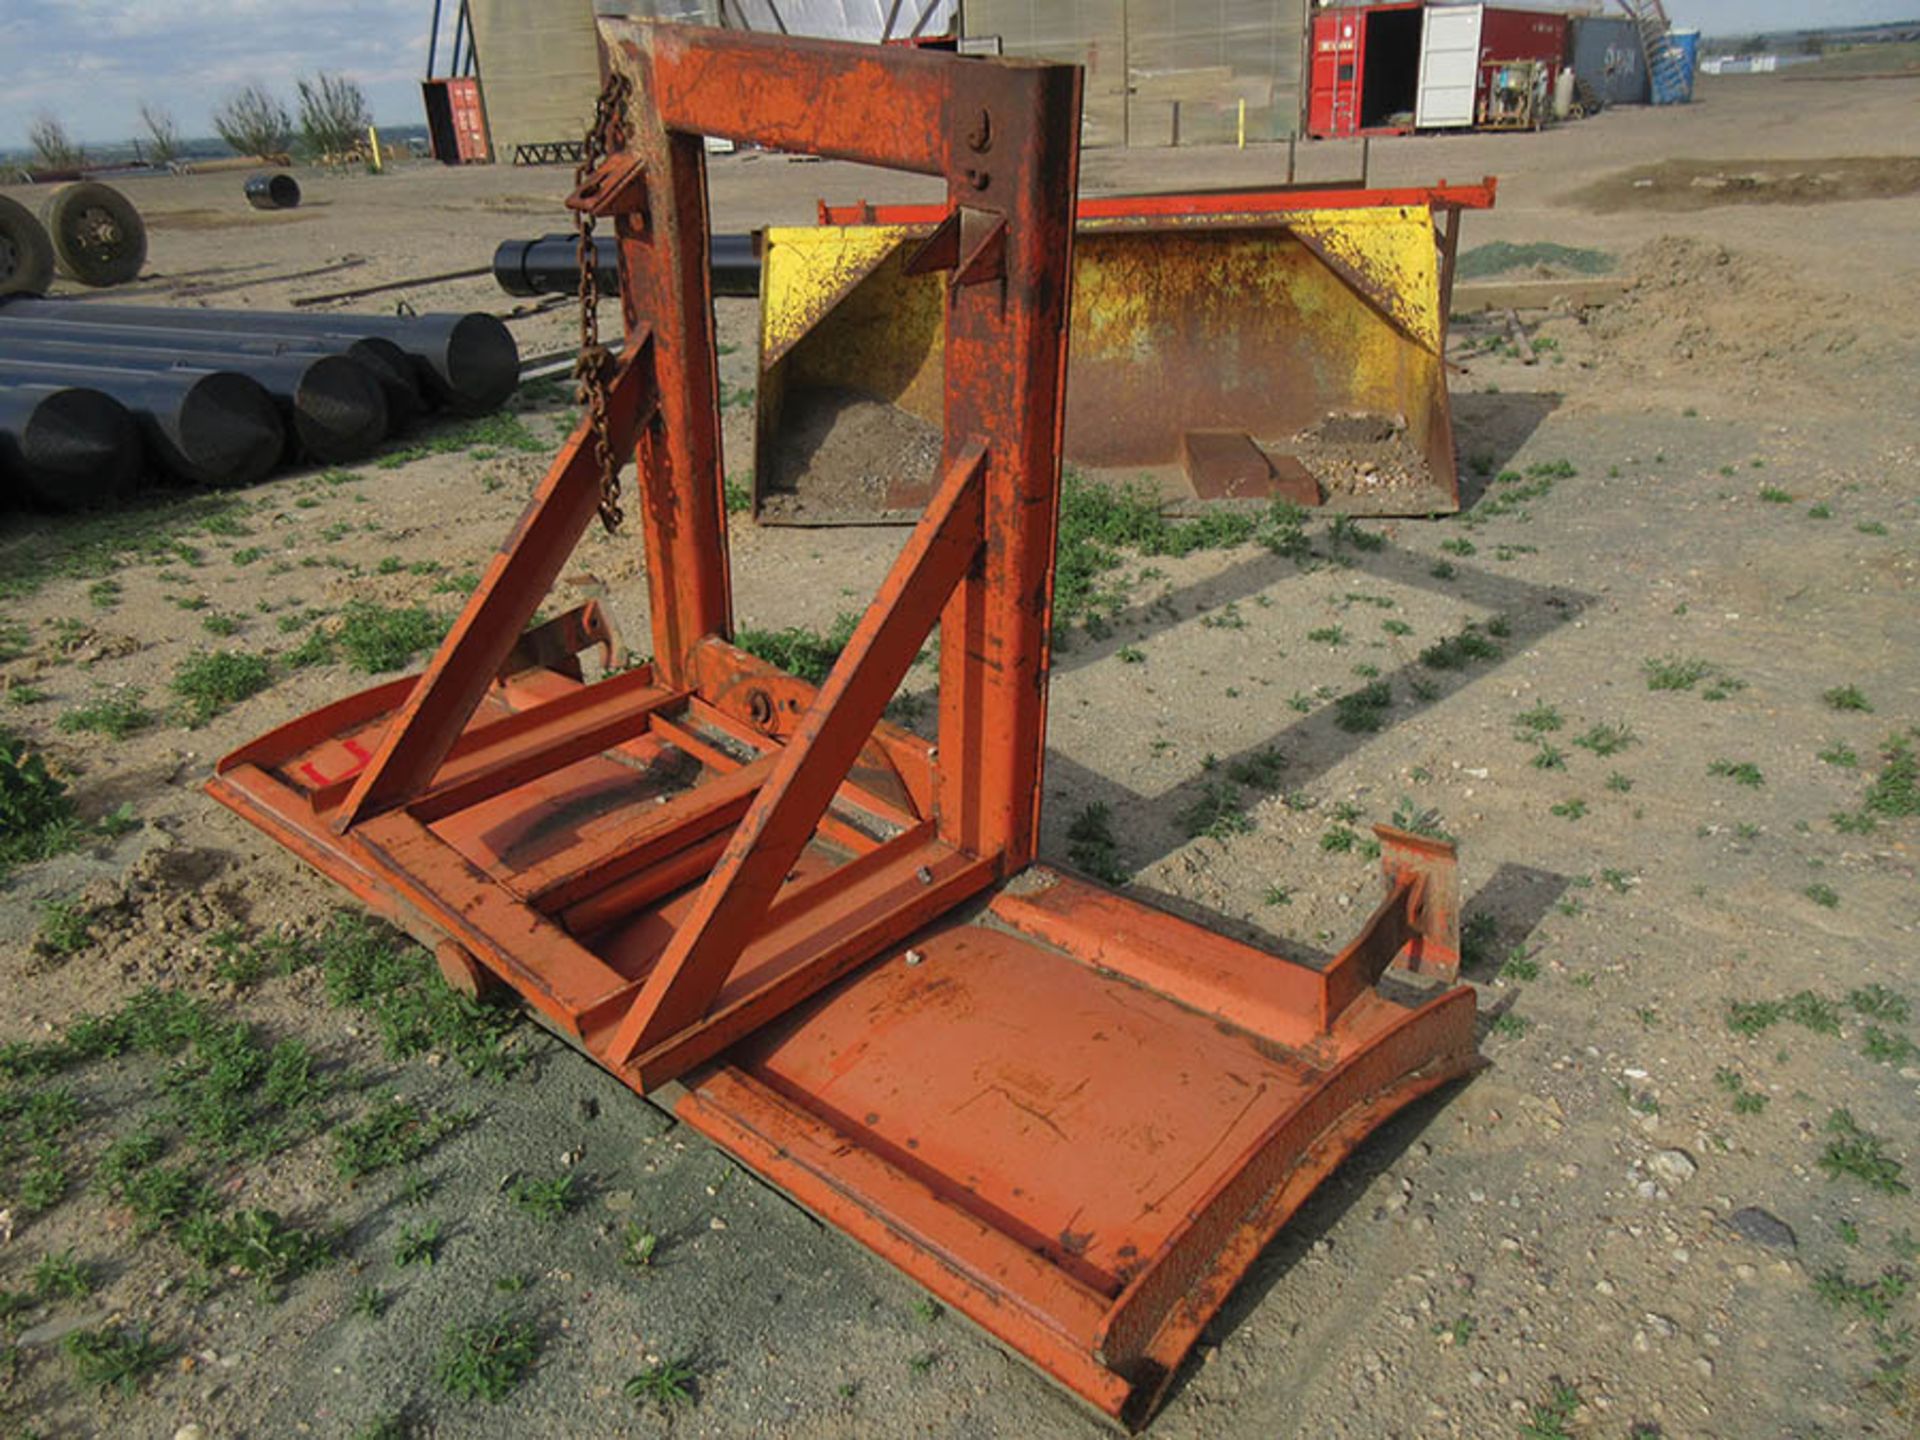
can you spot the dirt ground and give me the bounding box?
[2,71,1918,1440]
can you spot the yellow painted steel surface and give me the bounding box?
[756,205,1457,520]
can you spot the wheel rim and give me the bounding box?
[75,205,124,262]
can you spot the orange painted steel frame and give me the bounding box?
[209,21,1482,1428]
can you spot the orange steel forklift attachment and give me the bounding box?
[209,23,1480,1427]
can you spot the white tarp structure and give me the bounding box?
[597,0,957,41]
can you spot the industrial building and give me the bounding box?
[422,0,1683,162]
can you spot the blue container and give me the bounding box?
[1652,28,1699,104]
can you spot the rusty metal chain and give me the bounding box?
[574,71,632,533]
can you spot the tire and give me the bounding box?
[39,182,148,288]
[0,195,55,297]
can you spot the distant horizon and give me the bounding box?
[2,3,1917,151]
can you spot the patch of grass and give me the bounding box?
[1549,798,1588,821]
[1115,644,1145,664]
[1531,741,1566,771]
[1456,241,1612,279]
[1820,740,1859,769]
[316,913,521,1078]
[1521,1382,1584,1440]
[178,1208,333,1286]
[1819,1109,1908,1195]
[1491,1011,1530,1038]
[1849,985,1911,1024]
[724,475,752,514]
[34,898,95,959]
[1177,781,1254,842]
[1065,803,1128,885]
[1334,681,1393,733]
[201,613,238,638]
[352,1284,387,1320]
[620,1220,659,1270]
[734,612,858,685]
[1227,746,1287,792]
[1824,684,1873,713]
[336,601,448,674]
[32,1248,93,1301]
[1857,519,1889,536]
[625,1358,697,1413]
[1805,882,1840,909]
[1861,735,1920,820]
[335,1099,457,1180]
[1708,758,1764,788]
[172,650,273,725]
[1573,722,1636,757]
[1433,1313,1477,1346]
[1418,626,1500,671]
[508,1172,581,1221]
[1514,702,1562,734]
[1306,625,1345,647]
[1715,1068,1770,1114]
[87,578,122,609]
[1759,486,1793,504]
[1499,949,1540,982]
[0,734,81,876]
[64,1324,175,1394]
[1807,503,1832,520]
[1814,1267,1912,1325]
[396,1219,445,1268]
[1863,1028,1919,1067]
[1644,655,1709,691]
[58,688,155,740]
[0,494,243,603]
[438,1312,540,1402]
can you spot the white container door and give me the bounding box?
[1417,5,1484,128]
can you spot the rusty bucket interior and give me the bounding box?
[209,22,1480,1428]
[753,181,1494,525]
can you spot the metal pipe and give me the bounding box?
[492,232,761,298]
[0,337,386,464]
[0,382,143,510]
[0,298,515,415]
[244,172,303,210]
[0,359,283,488]
[0,314,423,424]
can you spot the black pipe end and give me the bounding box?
[288,354,389,463]
[10,388,143,509]
[174,373,286,488]
[245,172,302,210]
[442,313,521,415]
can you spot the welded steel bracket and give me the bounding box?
[210,24,1479,1428]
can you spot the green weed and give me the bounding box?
[335,1099,457,1179]
[1805,882,1840,909]
[1549,798,1588,821]
[1820,1109,1908,1195]
[620,1220,659,1270]
[1514,702,1562,734]
[337,602,447,674]
[1825,685,1873,713]
[1177,781,1253,841]
[1334,681,1393,733]
[1759,486,1793,504]
[1849,985,1911,1024]
[32,1248,93,1301]
[733,612,858,685]
[179,1208,333,1286]
[508,1172,580,1221]
[1418,626,1500,670]
[625,1357,697,1412]
[1574,722,1636,757]
[395,1219,444,1268]
[35,899,95,958]
[1708,759,1764,788]
[1814,1266,1911,1325]
[172,651,272,724]
[1065,803,1128,885]
[0,734,80,876]
[58,689,154,740]
[64,1325,175,1394]
[1820,740,1859,769]
[438,1312,539,1402]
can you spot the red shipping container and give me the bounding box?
[1308,3,1427,139]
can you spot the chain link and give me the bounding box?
[574,72,632,533]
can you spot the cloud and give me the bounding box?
[0,0,433,147]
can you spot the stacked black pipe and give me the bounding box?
[494,232,760,299]
[0,299,519,512]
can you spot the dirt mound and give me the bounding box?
[1585,236,1872,385]
[1572,155,1920,212]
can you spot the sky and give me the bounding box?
[2,0,1917,150]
